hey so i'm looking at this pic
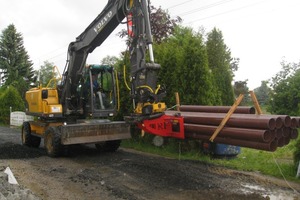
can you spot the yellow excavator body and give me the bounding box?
[25,87,62,117]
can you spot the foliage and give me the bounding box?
[214,143,299,181]
[206,28,234,106]
[118,3,181,44]
[268,61,300,115]
[0,86,25,124]
[154,26,219,106]
[233,80,250,105]
[253,81,271,106]
[0,24,36,99]
[269,60,299,89]
[230,58,239,77]
[37,61,56,87]
[101,55,119,66]
[148,4,182,44]
[267,61,300,170]
[113,54,133,120]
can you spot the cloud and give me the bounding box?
[1,0,300,89]
[0,0,119,69]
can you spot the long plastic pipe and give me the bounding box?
[185,132,277,152]
[184,123,273,143]
[179,105,256,114]
[166,111,277,130]
[290,128,299,139]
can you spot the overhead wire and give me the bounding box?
[43,51,66,62]
[36,44,68,59]
[33,32,126,70]
[166,0,195,10]
[32,44,68,70]
[178,0,235,17]
[33,0,234,69]
[33,0,129,69]
[156,0,273,27]
[184,0,269,24]
[34,0,267,71]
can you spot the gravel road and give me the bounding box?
[0,126,299,200]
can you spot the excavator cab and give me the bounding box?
[81,64,117,118]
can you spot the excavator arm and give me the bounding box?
[126,0,166,116]
[60,0,166,116]
[60,0,130,115]
[59,0,184,138]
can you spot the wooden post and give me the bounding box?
[249,90,262,115]
[175,92,180,111]
[209,94,244,142]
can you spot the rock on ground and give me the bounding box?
[0,165,40,200]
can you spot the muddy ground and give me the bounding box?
[0,126,300,200]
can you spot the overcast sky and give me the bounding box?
[1,0,299,89]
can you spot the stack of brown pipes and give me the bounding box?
[165,105,299,152]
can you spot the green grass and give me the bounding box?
[213,142,298,182]
[121,137,300,183]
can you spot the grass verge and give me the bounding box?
[121,137,300,183]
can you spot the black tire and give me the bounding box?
[22,122,41,148]
[95,140,121,152]
[44,127,63,157]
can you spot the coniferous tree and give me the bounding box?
[206,27,234,105]
[155,26,220,106]
[0,24,35,98]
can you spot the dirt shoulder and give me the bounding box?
[0,126,299,200]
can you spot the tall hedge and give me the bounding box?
[206,28,234,106]
[154,26,220,107]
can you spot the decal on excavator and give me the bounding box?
[94,11,113,34]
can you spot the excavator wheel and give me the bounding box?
[44,126,63,157]
[95,140,121,152]
[22,122,41,148]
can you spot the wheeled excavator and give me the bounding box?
[22,0,184,157]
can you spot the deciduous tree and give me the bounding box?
[118,3,181,44]
[268,61,300,115]
[149,5,182,44]
[37,61,56,87]
[101,55,119,66]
